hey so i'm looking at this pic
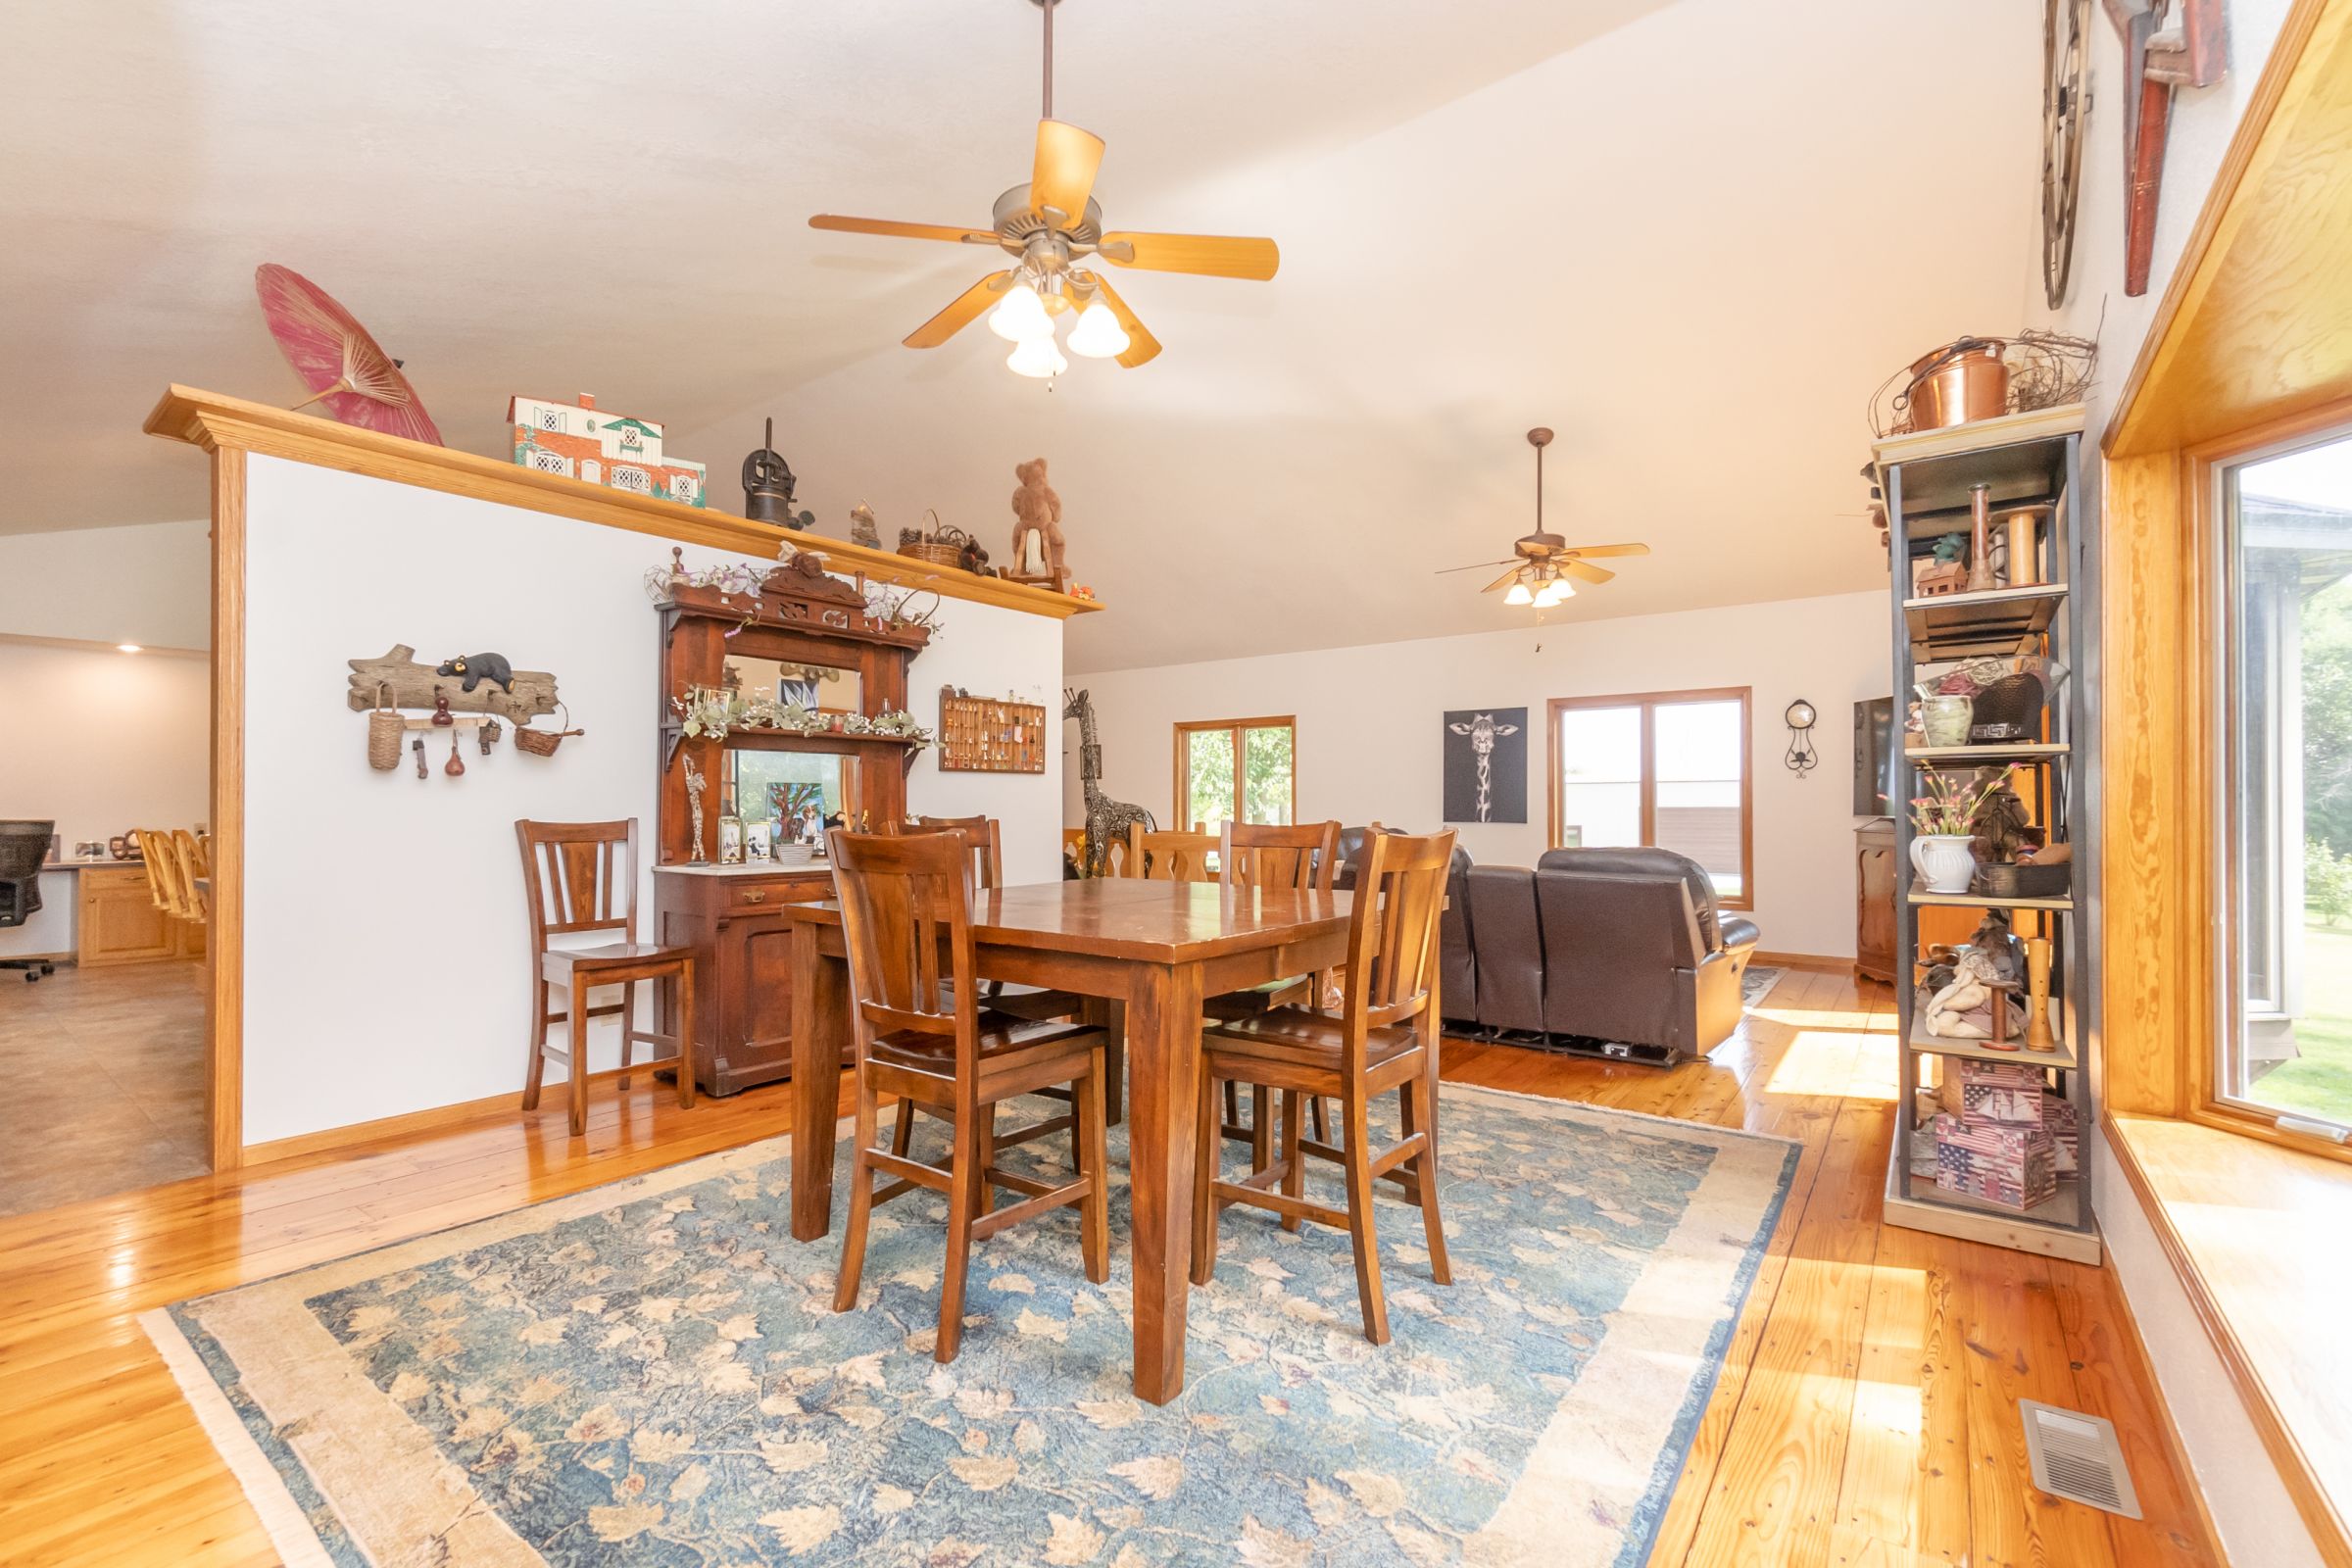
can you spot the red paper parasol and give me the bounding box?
[253,264,442,446]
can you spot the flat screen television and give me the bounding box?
[1854,697,1897,816]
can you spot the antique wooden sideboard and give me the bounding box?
[651,555,934,1096]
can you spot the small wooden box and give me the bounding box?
[937,688,1047,774]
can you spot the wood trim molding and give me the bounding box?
[144,386,1103,621]
[2106,1113,2352,1567]
[1171,715,1298,830]
[242,1063,651,1165]
[208,447,245,1172]
[2107,0,2352,459]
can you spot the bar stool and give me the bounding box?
[515,818,697,1136]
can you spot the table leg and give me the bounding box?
[1124,960,1203,1404]
[790,922,850,1242]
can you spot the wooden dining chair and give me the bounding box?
[828,828,1110,1362]
[1193,827,1457,1344]
[133,830,176,916]
[172,829,211,922]
[1126,823,1219,881]
[900,814,1103,1146]
[1208,819,1342,1157]
[515,818,698,1136]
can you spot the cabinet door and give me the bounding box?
[80,873,177,965]
[1857,843,1896,975]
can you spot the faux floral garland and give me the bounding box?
[643,551,945,641]
[670,685,933,750]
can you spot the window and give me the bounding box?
[1174,717,1295,832]
[2217,428,2352,1134]
[1547,687,1752,908]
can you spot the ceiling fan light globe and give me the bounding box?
[988,282,1055,342]
[1066,300,1131,359]
[1534,580,1572,608]
[1503,581,1536,607]
[1006,336,1069,379]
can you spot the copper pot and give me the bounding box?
[1903,341,2009,431]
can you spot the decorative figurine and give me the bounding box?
[1008,458,1068,589]
[684,757,709,864]
[444,731,466,777]
[742,418,812,530]
[510,391,706,508]
[849,501,882,551]
[435,652,515,694]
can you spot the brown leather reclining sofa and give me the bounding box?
[1340,833,1758,1064]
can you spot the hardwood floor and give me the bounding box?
[0,967,2217,1566]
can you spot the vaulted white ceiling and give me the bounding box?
[1,0,2040,670]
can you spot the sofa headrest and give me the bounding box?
[1535,846,1723,947]
[1333,826,1472,890]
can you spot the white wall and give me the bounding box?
[240,456,1061,1145]
[0,520,212,650]
[2041,5,2325,1563]
[1068,589,1888,958]
[0,641,210,958]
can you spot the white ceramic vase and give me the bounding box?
[1910,832,1976,894]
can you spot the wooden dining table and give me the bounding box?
[785,876,1351,1404]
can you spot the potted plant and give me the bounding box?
[1909,768,2011,893]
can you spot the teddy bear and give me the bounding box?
[1009,458,1066,583]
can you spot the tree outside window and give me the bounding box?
[1175,718,1295,832]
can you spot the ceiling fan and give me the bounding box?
[1438,428,1650,610]
[806,0,1279,377]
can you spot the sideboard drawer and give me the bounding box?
[726,876,828,911]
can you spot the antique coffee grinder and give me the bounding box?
[742,418,812,529]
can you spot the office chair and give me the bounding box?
[0,819,57,982]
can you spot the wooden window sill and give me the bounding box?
[2106,1112,2352,1563]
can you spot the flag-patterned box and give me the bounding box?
[1932,1113,2057,1209]
[1943,1056,2046,1127]
[2042,1093,2079,1174]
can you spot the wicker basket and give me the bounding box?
[1977,860,2070,899]
[514,703,581,757]
[897,509,969,568]
[1969,671,2047,742]
[366,684,403,770]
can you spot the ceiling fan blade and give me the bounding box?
[1433,559,1519,575]
[809,215,1001,245]
[903,273,1010,349]
[1031,120,1106,226]
[1562,543,1650,559]
[1097,231,1280,280]
[1082,272,1162,368]
[1481,565,1527,594]
[1562,559,1616,584]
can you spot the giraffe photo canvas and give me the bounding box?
[1444,707,1528,823]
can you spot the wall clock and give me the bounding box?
[2042,0,2091,309]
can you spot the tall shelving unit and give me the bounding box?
[1874,405,2100,1265]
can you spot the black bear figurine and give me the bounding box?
[435,653,515,694]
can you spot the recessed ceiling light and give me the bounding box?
[117,644,143,654]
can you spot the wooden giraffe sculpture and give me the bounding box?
[1064,687,1153,877]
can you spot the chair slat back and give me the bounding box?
[172,829,210,920]
[134,830,175,914]
[1128,824,1219,882]
[514,820,638,956]
[1339,829,1458,1058]
[912,814,1003,890]
[1220,820,1339,894]
[829,829,976,1055]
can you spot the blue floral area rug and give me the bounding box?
[145,1086,1797,1568]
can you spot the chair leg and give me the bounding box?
[938,1103,981,1363]
[567,971,592,1137]
[618,979,636,1091]
[1078,1059,1110,1285]
[522,982,548,1110]
[1310,1094,1329,1146]
[1250,1085,1274,1173]
[1279,1089,1305,1234]
[1410,1074,1452,1286]
[1342,1092,1390,1344]
[1191,1067,1221,1287]
[891,1096,917,1157]
[673,960,697,1109]
[969,1102,997,1222]
[832,1070,880,1313]
[1223,1079,1241,1133]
